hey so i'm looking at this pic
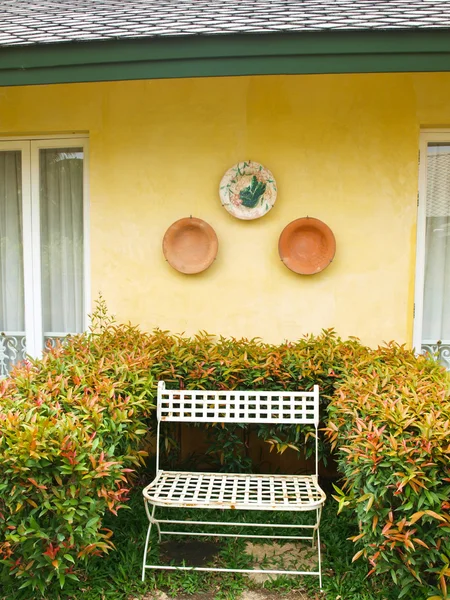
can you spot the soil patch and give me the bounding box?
[139,540,321,599]
[245,541,318,583]
[160,540,221,567]
[140,591,317,600]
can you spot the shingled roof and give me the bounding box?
[1,0,450,47]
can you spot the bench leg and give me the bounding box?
[142,502,160,582]
[317,527,323,590]
[311,507,321,548]
[312,506,323,590]
[309,507,323,590]
[141,505,325,589]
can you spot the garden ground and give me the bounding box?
[143,590,315,599]
[0,478,396,600]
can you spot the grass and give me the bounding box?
[0,477,399,600]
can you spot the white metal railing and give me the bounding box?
[0,331,78,377]
[421,341,450,370]
[0,332,27,378]
[43,332,77,349]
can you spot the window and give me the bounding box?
[0,137,89,376]
[414,131,450,369]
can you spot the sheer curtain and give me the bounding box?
[39,148,84,340]
[422,145,450,344]
[0,151,25,375]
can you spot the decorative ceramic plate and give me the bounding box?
[278,217,336,275]
[163,217,218,274]
[219,161,277,220]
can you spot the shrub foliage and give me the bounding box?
[325,344,450,599]
[0,312,155,592]
[1,306,449,599]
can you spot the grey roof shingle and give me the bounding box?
[0,0,450,47]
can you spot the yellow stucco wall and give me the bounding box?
[1,72,450,346]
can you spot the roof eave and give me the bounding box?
[1,28,450,87]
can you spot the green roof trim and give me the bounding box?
[1,29,450,87]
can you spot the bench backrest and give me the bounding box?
[157,381,320,426]
[155,381,321,476]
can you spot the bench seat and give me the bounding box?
[143,470,326,511]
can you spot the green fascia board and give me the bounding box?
[1,29,450,86]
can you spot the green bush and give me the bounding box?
[2,306,449,599]
[0,319,367,592]
[138,328,367,468]
[0,312,156,593]
[325,344,450,599]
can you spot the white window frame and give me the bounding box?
[413,129,450,353]
[0,134,90,359]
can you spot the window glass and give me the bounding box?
[39,148,84,347]
[422,143,450,367]
[0,150,26,376]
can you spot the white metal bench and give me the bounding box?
[142,381,326,587]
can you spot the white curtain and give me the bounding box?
[40,148,84,336]
[0,151,24,334]
[422,146,450,343]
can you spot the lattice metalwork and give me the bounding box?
[0,0,449,47]
[144,471,325,511]
[158,384,319,425]
[0,333,26,378]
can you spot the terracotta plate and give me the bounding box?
[278,217,336,275]
[163,217,218,274]
[219,161,277,220]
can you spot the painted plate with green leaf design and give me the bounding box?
[219,161,277,220]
